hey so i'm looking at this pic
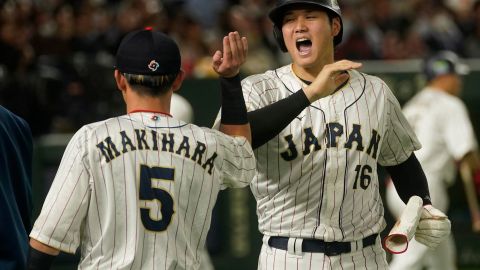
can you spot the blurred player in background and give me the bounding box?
[171,93,215,270]
[215,1,451,269]
[0,105,33,270]
[171,93,194,123]
[26,29,255,269]
[386,50,480,270]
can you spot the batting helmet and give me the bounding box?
[269,0,343,52]
[423,51,469,82]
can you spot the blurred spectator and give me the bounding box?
[464,1,480,57]
[2,0,480,136]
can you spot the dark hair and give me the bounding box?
[122,72,179,96]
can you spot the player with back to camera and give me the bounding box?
[386,50,480,270]
[214,0,452,269]
[26,29,256,269]
[0,105,33,270]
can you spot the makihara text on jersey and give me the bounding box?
[95,129,218,174]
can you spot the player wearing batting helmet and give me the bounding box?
[386,50,480,270]
[214,0,451,269]
[27,29,256,269]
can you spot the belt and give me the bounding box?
[267,234,378,256]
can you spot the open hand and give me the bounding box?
[304,60,362,102]
[212,31,248,78]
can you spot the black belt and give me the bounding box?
[268,234,378,256]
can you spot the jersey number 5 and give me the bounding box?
[353,164,372,190]
[139,165,175,232]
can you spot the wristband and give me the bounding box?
[27,247,57,270]
[220,75,248,125]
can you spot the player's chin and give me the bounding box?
[292,56,317,69]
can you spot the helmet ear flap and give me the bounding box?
[273,24,288,52]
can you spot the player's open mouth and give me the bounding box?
[296,38,312,55]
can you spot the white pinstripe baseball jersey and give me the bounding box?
[235,64,421,242]
[30,112,256,269]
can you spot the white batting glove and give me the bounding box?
[414,205,451,249]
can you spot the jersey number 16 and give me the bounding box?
[353,164,372,190]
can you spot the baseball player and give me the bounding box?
[0,105,33,270]
[214,1,451,269]
[386,51,480,270]
[27,29,256,269]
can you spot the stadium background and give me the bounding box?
[1,0,480,269]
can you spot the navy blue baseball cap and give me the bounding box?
[115,28,181,75]
[423,51,469,82]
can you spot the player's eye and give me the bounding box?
[283,17,294,23]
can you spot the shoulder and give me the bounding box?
[349,71,393,97]
[0,106,31,138]
[413,88,466,111]
[241,65,291,87]
[0,106,27,126]
[359,72,389,89]
[68,118,115,144]
[436,91,466,110]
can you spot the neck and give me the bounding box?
[291,53,334,82]
[125,91,172,115]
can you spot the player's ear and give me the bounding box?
[172,69,185,92]
[114,70,127,93]
[331,17,341,38]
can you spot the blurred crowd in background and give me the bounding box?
[1,0,480,136]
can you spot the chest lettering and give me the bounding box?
[280,123,380,161]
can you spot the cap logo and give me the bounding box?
[148,60,159,72]
[432,60,449,74]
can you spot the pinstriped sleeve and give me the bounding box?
[241,76,265,112]
[209,129,256,189]
[378,84,422,166]
[29,127,92,254]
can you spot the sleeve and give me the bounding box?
[29,127,92,254]
[378,83,422,166]
[442,99,478,160]
[213,75,266,130]
[209,129,256,189]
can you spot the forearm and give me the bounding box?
[385,153,432,205]
[219,75,251,144]
[27,238,59,270]
[459,152,480,226]
[219,124,252,143]
[248,90,310,149]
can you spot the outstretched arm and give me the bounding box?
[212,31,251,143]
[459,151,480,232]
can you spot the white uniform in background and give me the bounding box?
[171,92,215,270]
[30,112,255,270]
[171,93,194,123]
[216,65,421,269]
[386,87,478,270]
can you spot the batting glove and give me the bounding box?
[414,205,451,249]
